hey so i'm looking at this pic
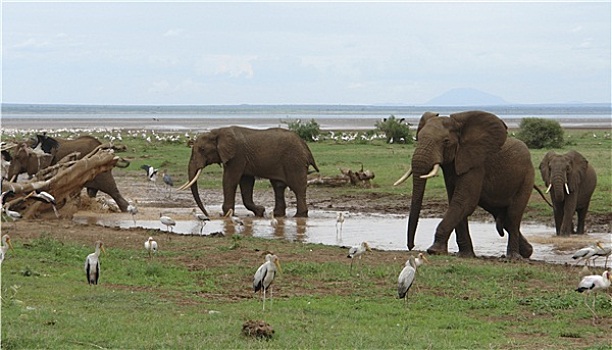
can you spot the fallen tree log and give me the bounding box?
[2,147,120,219]
[307,165,375,188]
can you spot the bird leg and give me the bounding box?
[262,288,267,311]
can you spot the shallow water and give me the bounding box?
[73,206,611,267]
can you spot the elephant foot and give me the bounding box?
[252,207,265,217]
[505,251,524,260]
[426,242,449,256]
[519,242,533,258]
[456,250,476,258]
[293,211,308,218]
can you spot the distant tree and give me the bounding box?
[284,118,321,142]
[516,118,565,149]
[375,115,412,144]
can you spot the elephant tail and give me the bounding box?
[533,185,553,207]
[307,156,319,173]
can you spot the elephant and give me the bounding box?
[181,126,319,218]
[539,150,597,235]
[8,135,131,212]
[6,143,54,179]
[394,111,536,259]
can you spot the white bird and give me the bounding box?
[192,208,210,234]
[414,252,429,268]
[141,164,158,186]
[253,254,282,311]
[398,256,418,300]
[127,202,138,224]
[2,206,22,222]
[572,242,604,267]
[225,208,245,226]
[575,270,612,321]
[347,241,372,273]
[26,190,59,218]
[592,243,612,268]
[84,240,105,285]
[144,236,158,258]
[0,234,15,264]
[269,211,278,229]
[159,213,176,232]
[336,212,345,238]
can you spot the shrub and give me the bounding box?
[375,115,412,144]
[516,118,565,149]
[284,118,321,142]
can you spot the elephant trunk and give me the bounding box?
[187,162,209,217]
[551,174,567,200]
[406,150,436,250]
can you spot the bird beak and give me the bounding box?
[101,246,107,255]
[7,239,14,252]
[274,259,282,273]
[422,255,429,263]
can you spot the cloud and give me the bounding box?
[195,55,256,79]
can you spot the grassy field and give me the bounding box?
[1,227,611,349]
[1,126,611,349]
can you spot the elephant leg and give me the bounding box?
[270,180,287,217]
[575,207,588,235]
[518,233,533,258]
[87,172,129,212]
[239,175,265,217]
[454,219,475,258]
[86,187,99,198]
[504,180,533,259]
[288,179,308,218]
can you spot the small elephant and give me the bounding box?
[395,111,535,259]
[539,150,597,235]
[183,126,319,218]
[9,135,131,212]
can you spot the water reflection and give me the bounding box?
[73,208,610,267]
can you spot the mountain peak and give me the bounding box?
[425,88,508,106]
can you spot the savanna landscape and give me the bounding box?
[1,124,611,349]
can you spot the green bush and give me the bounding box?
[284,118,321,142]
[516,118,565,149]
[375,115,413,144]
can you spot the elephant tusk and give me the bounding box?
[545,184,552,194]
[177,168,202,191]
[419,164,440,179]
[393,169,413,186]
[565,183,570,195]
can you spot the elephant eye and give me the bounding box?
[443,138,451,146]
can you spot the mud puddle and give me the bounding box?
[73,206,611,267]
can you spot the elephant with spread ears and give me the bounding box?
[7,135,131,212]
[180,126,319,218]
[394,111,536,259]
[539,150,597,235]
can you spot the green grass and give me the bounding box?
[2,234,610,349]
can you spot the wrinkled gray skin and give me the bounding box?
[8,135,130,212]
[7,144,54,179]
[539,150,597,235]
[187,126,319,218]
[407,111,534,259]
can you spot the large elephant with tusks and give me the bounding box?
[181,126,319,218]
[395,111,535,259]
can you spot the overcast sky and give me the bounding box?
[2,1,610,105]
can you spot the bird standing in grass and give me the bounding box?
[575,270,612,322]
[0,234,15,264]
[160,213,176,232]
[398,256,418,300]
[347,241,372,273]
[84,241,105,285]
[253,254,282,311]
[144,236,158,258]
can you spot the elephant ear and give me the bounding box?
[539,151,556,186]
[567,151,587,192]
[215,128,237,164]
[451,111,508,175]
[416,112,440,141]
